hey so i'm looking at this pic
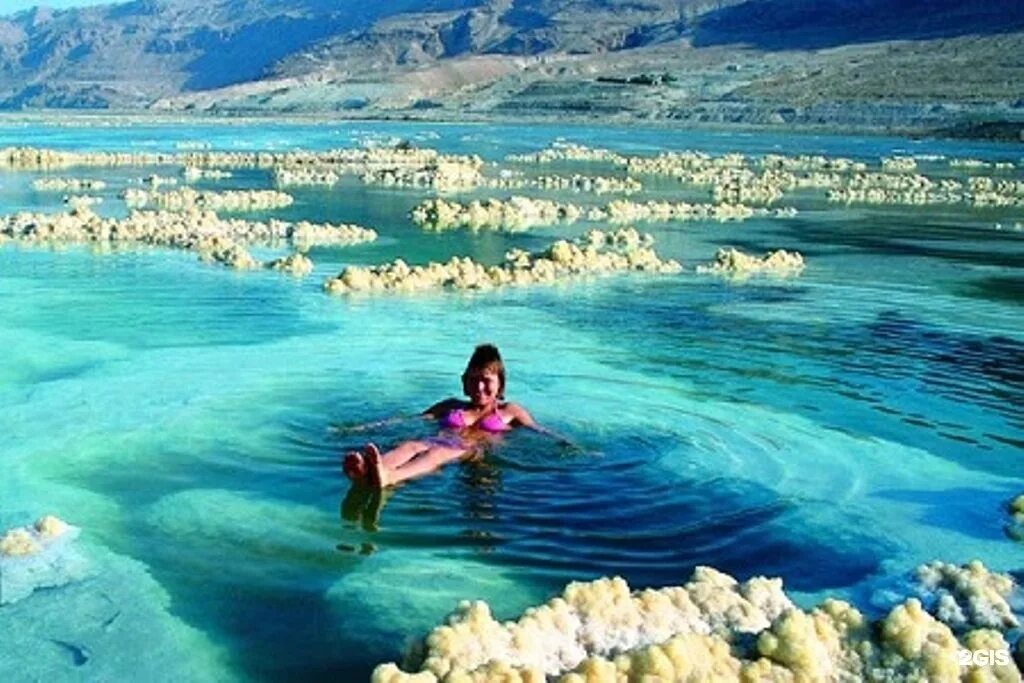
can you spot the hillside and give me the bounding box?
[1,0,1022,134]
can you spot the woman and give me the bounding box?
[343,344,544,488]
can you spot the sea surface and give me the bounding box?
[0,117,1021,681]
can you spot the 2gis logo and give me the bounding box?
[956,649,1012,667]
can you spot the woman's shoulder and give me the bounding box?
[424,397,466,416]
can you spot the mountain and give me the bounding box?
[0,0,1021,133]
[0,0,483,106]
[693,0,1024,50]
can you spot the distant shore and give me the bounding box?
[1,105,1022,144]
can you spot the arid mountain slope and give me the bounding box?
[0,0,1022,134]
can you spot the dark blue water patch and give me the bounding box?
[862,311,1024,425]
[959,276,1024,307]
[542,281,1024,476]
[338,426,887,594]
[777,215,1024,269]
[142,571,379,683]
[873,485,1023,542]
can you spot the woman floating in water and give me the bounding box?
[343,344,548,489]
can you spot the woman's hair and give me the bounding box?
[463,343,506,399]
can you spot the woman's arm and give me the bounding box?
[333,398,461,435]
[331,415,418,434]
[332,401,453,435]
[508,404,580,450]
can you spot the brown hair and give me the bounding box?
[462,343,505,399]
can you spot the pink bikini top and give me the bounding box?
[441,408,509,433]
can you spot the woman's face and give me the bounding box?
[464,369,502,408]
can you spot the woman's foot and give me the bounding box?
[342,451,367,482]
[365,443,389,489]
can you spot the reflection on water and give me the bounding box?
[332,428,887,595]
[340,485,391,535]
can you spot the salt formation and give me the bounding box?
[32,177,107,192]
[758,154,867,173]
[0,207,375,272]
[1006,495,1024,541]
[507,147,870,204]
[629,157,792,205]
[827,173,1024,208]
[967,177,1024,208]
[324,228,680,295]
[267,252,314,276]
[182,166,232,182]
[827,172,965,206]
[617,147,1023,209]
[626,150,747,178]
[950,158,992,169]
[881,156,919,173]
[0,515,86,606]
[371,562,1023,683]
[0,145,478,174]
[1,146,488,202]
[711,172,785,204]
[696,248,806,278]
[175,140,211,150]
[410,197,582,232]
[0,207,374,250]
[64,195,103,209]
[273,167,340,187]
[484,173,641,195]
[0,146,179,169]
[361,159,484,191]
[506,142,627,166]
[591,199,793,224]
[411,196,789,232]
[196,237,261,270]
[10,144,1017,214]
[138,174,178,188]
[522,174,640,195]
[911,561,1019,630]
[289,221,378,251]
[122,187,294,212]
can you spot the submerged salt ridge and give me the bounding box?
[0,120,1021,682]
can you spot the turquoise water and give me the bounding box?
[0,118,1022,681]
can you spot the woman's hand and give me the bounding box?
[330,414,426,435]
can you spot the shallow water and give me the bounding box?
[0,117,1021,681]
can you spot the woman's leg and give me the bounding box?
[378,440,435,469]
[344,439,432,482]
[366,442,467,488]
